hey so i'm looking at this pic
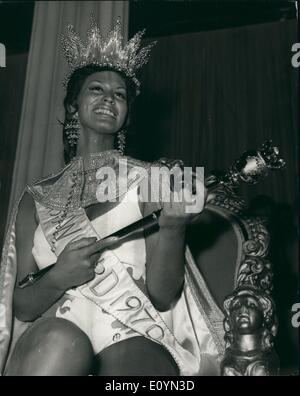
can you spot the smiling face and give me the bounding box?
[76,70,128,136]
[230,295,264,335]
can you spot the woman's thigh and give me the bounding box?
[5,317,94,376]
[95,336,179,376]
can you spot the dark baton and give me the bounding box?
[18,209,162,288]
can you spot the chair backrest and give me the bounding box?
[187,184,251,310]
[187,206,241,312]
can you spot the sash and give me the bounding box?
[35,201,201,375]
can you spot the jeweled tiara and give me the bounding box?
[61,15,156,94]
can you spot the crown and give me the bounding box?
[61,15,156,94]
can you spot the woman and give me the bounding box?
[0,19,224,376]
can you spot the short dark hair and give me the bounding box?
[63,64,137,164]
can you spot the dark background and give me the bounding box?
[0,0,299,374]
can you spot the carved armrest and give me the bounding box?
[208,184,280,376]
[187,179,279,375]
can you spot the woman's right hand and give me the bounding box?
[50,236,118,291]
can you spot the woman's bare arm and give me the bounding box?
[141,186,186,312]
[13,192,66,322]
[145,224,185,312]
[142,165,206,312]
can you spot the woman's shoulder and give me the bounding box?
[20,166,71,221]
[28,164,71,191]
[124,155,154,170]
[125,155,167,168]
[24,163,74,210]
[125,156,172,181]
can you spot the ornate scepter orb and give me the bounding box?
[222,140,286,187]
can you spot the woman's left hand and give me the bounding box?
[157,158,207,231]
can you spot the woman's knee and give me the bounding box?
[29,318,93,355]
[5,318,93,376]
[96,336,179,376]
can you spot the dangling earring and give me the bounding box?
[65,112,80,147]
[117,130,126,155]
